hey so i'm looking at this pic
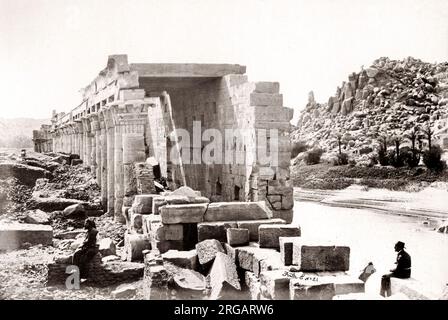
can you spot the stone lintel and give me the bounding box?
[130,63,246,78]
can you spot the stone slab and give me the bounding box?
[195,239,225,265]
[259,225,301,249]
[162,249,198,270]
[160,203,208,224]
[0,223,53,250]
[204,201,272,222]
[237,218,286,241]
[197,221,237,242]
[226,228,249,247]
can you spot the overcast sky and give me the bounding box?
[1,0,447,122]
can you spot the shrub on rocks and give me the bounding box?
[304,148,324,165]
[423,146,446,172]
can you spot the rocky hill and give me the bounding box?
[0,118,49,148]
[291,57,448,163]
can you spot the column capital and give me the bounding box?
[110,98,156,127]
[88,113,101,132]
[81,116,92,133]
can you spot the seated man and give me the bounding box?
[72,218,99,279]
[380,241,411,297]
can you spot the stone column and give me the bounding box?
[111,105,125,223]
[90,114,101,184]
[104,107,115,216]
[82,117,92,168]
[88,114,99,177]
[121,101,151,221]
[98,112,108,210]
[77,121,84,162]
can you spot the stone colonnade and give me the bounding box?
[51,100,155,224]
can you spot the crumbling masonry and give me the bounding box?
[35,55,294,224]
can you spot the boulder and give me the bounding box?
[24,210,50,225]
[209,252,241,299]
[99,238,116,257]
[258,225,301,249]
[226,228,249,247]
[63,203,87,219]
[162,249,198,270]
[195,239,225,265]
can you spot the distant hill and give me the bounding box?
[291,57,448,164]
[0,118,50,148]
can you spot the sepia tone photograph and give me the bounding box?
[0,0,447,304]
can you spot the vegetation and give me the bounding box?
[291,140,309,159]
[304,148,324,165]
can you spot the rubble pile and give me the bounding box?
[291,57,448,163]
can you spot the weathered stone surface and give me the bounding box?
[160,203,207,224]
[236,245,283,276]
[260,270,291,300]
[204,202,272,222]
[152,197,167,215]
[226,228,249,247]
[112,284,136,299]
[141,214,161,234]
[0,223,53,250]
[30,197,86,212]
[132,194,162,214]
[124,233,151,261]
[63,203,87,219]
[245,271,261,300]
[279,236,301,266]
[250,93,283,106]
[289,277,336,300]
[292,240,350,271]
[197,221,237,242]
[209,252,241,299]
[237,218,286,241]
[143,264,172,300]
[259,225,301,249]
[254,82,280,94]
[164,262,207,299]
[0,162,50,186]
[99,238,116,257]
[24,210,50,225]
[152,223,184,241]
[151,239,184,254]
[195,239,225,265]
[130,212,143,233]
[162,249,198,270]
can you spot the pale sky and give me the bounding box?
[1,0,447,122]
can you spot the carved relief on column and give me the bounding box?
[103,107,115,216]
[98,112,108,211]
[119,100,153,223]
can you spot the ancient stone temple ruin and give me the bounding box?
[38,54,294,225]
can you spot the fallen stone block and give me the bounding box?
[292,239,350,271]
[289,277,335,300]
[223,243,237,263]
[204,201,272,222]
[63,203,87,219]
[245,271,261,300]
[24,210,51,225]
[279,236,301,266]
[226,228,249,247]
[112,284,136,299]
[143,264,172,300]
[195,239,225,265]
[197,221,237,242]
[209,252,241,299]
[160,203,207,224]
[141,214,161,234]
[0,223,53,250]
[236,245,283,276]
[151,239,184,254]
[237,218,285,241]
[132,194,162,214]
[260,270,291,300]
[152,223,184,241]
[316,272,364,295]
[259,225,301,249]
[162,249,198,270]
[124,233,151,261]
[71,159,83,166]
[152,197,167,215]
[30,197,86,212]
[99,238,116,257]
[164,195,209,205]
[164,262,207,299]
[171,186,202,198]
[102,255,121,263]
